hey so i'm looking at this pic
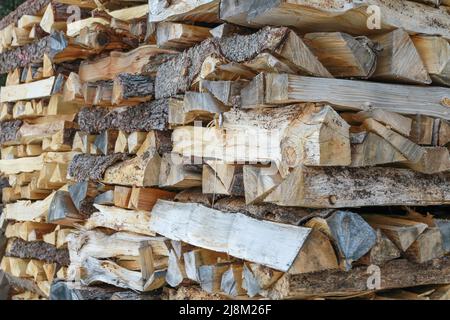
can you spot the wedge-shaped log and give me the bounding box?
[220,0,450,40]
[158,153,202,189]
[250,73,450,120]
[173,104,350,177]
[404,227,444,263]
[304,32,377,78]
[370,29,431,84]
[149,200,311,271]
[157,22,211,50]
[102,151,161,187]
[149,0,220,23]
[155,26,331,98]
[242,165,282,205]
[358,229,401,266]
[265,166,450,208]
[267,256,450,299]
[202,162,244,197]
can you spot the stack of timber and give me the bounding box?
[1,0,450,300]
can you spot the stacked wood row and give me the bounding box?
[0,0,450,300]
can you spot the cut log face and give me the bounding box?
[172,104,350,177]
[265,166,450,208]
[220,0,450,40]
[370,29,431,84]
[242,165,282,204]
[149,200,311,271]
[358,229,401,266]
[304,32,377,78]
[404,227,444,263]
[363,215,428,252]
[157,22,211,50]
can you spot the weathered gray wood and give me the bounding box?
[254,73,450,119]
[149,200,311,271]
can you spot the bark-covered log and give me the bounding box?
[0,32,67,74]
[4,273,46,298]
[0,120,22,145]
[68,153,129,182]
[77,99,171,134]
[6,238,70,267]
[0,0,51,31]
[112,73,155,105]
[155,26,326,98]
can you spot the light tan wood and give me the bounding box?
[157,22,211,50]
[149,0,220,23]
[370,29,431,84]
[1,77,55,103]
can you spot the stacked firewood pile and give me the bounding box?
[1,0,450,300]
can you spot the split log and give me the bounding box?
[102,151,162,187]
[358,230,401,266]
[172,104,350,177]
[149,200,311,272]
[202,162,244,197]
[403,147,450,174]
[413,35,450,86]
[220,0,450,40]
[78,45,177,82]
[200,79,245,106]
[158,153,202,189]
[112,74,154,106]
[155,26,332,98]
[148,0,220,23]
[0,120,22,145]
[156,22,211,50]
[242,165,282,205]
[4,273,47,298]
[93,130,119,155]
[68,153,128,182]
[49,280,122,300]
[363,215,428,252]
[267,256,450,299]
[0,0,50,30]
[304,32,377,78]
[128,188,175,211]
[265,166,450,208]
[404,227,445,263]
[247,73,450,120]
[77,99,171,134]
[370,29,431,84]
[47,190,85,225]
[1,77,56,103]
[84,204,155,236]
[352,109,412,136]
[169,92,229,126]
[6,238,69,266]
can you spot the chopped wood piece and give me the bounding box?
[404,227,444,263]
[202,162,244,197]
[113,186,132,208]
[79,45,176,82]
[48,190,84,225]
[149,200,311,271]
[149,0,220,23]
[84,204,155,236]
[304,32,377,78]
[249,73,450,120]
[128,188,175,211]
[157,22,211,50]
[6,238,70,266]
[242,165,282,205]
[403,147,450,174]
[352,109,413,137]
[265,166,450,208]
[359,230,401,266]
[155,26,331,98]
[158,153,202,189]
[370,29,431,84]
[267,256,450,299]
[220,0,450,40]
[1,77,56,103]
[112,73,154,106]
[68,153,128,182]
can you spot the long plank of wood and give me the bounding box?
[265,166,450,208]
[0,77,55,103]
[149,200,311,272]
[254,73,450,120]
[220,0,450,40]
[267,256,450,299]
